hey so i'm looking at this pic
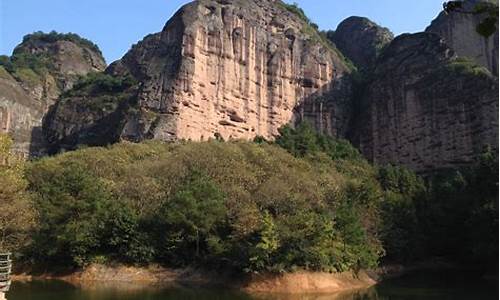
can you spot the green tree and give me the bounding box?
[157,171,227,265]
[28,161,112,266]
[100,205,154,264]
[276,122,362,161]
[0,134,36,253]
[378,165,426,261]
[247,211,280,272]
[444,1,499,37]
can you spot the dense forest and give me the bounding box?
[0,123,497,275]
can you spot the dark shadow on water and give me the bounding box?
[7,269,499,300]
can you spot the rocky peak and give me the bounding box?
[14,31,107,93]
[331,16,394,69]
[354,32,498,173]
[45,0,353,151]
[426,0,499,75]
[0,31,106,156]
[373,33,455,75]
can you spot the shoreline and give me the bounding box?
[12,264,378,294]
[11,259,484,294]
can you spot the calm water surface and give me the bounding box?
[7,270,498,300]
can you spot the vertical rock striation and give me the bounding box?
[30,1,500,174]
[0,68,45,155]
[46,0,352,150]
[354,33,498,173]
[426,0,499,75]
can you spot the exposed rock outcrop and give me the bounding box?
[12,1,498,175]
[353,32,498,173]
[426,0,499,75]
[0,68,45,155]
[44,0,353,151]
[0,32,106,156]
[331,16,394,69]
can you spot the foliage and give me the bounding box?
[474,2,499,37]
[58,72,139,113]
[0,52,51,85]
[419,148,499,269]
[0,66,12,80]
[444,1,498,37]
[26,141,383,272]
[155,171,227,265]
[446,57,492,77]
[20,31,102,56]
[377,149,499,270]
[277,2,311,23]
[68,72,137,96]
[0,134,36,253]
[0,31,103,87]
[378,165,426,262]
[277,2,356,71]
[276,122,363,161]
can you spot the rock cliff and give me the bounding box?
[331,16,394,69]
[4,1,498,174]
[0,32,106,156]
[353,32,498,172]
[44,0,353,151]
[426,0,499,75]
[0,68,45,155]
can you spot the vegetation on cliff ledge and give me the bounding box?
[277,1,356,71]
[0,31,103,87]
[18,31,102,56]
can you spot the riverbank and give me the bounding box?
[13,259,487,295]
[13,264,378,294]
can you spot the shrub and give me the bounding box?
[70,72,137,95]
[27,161,113,266]
[26,141,383,273]
[277,2,356,71]
[0,134,36,254]
[278,2,311,23]
[155,171,228,266]
[20,31,102,56]
[447,57,491,77]
[276,122,363,161]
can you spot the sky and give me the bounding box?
[1,0,444,64]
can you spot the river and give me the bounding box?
[6,270,498,300]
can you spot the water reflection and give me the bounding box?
[6,270,499,300]
[253,288,379,300]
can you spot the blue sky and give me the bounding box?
[1,0,444,64]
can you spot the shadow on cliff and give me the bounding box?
[38,100,131,156]
[292,73,363,143]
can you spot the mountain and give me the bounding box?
[44,0,353,152]
[2,0,498,173]
[353,32,498,172]
[329,16,394,70]
[426,0,499,75]
[0,31,106,156]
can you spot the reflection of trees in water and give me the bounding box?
[252,287,380,300]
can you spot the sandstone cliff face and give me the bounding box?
[295,16,393,138]
[0,68,45,155]
[331,16,394,69]
[426,0,499,75]
[0,33,106,156]
[45,0,352,150]
[29,1,500,175]
[354,33,498,173]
